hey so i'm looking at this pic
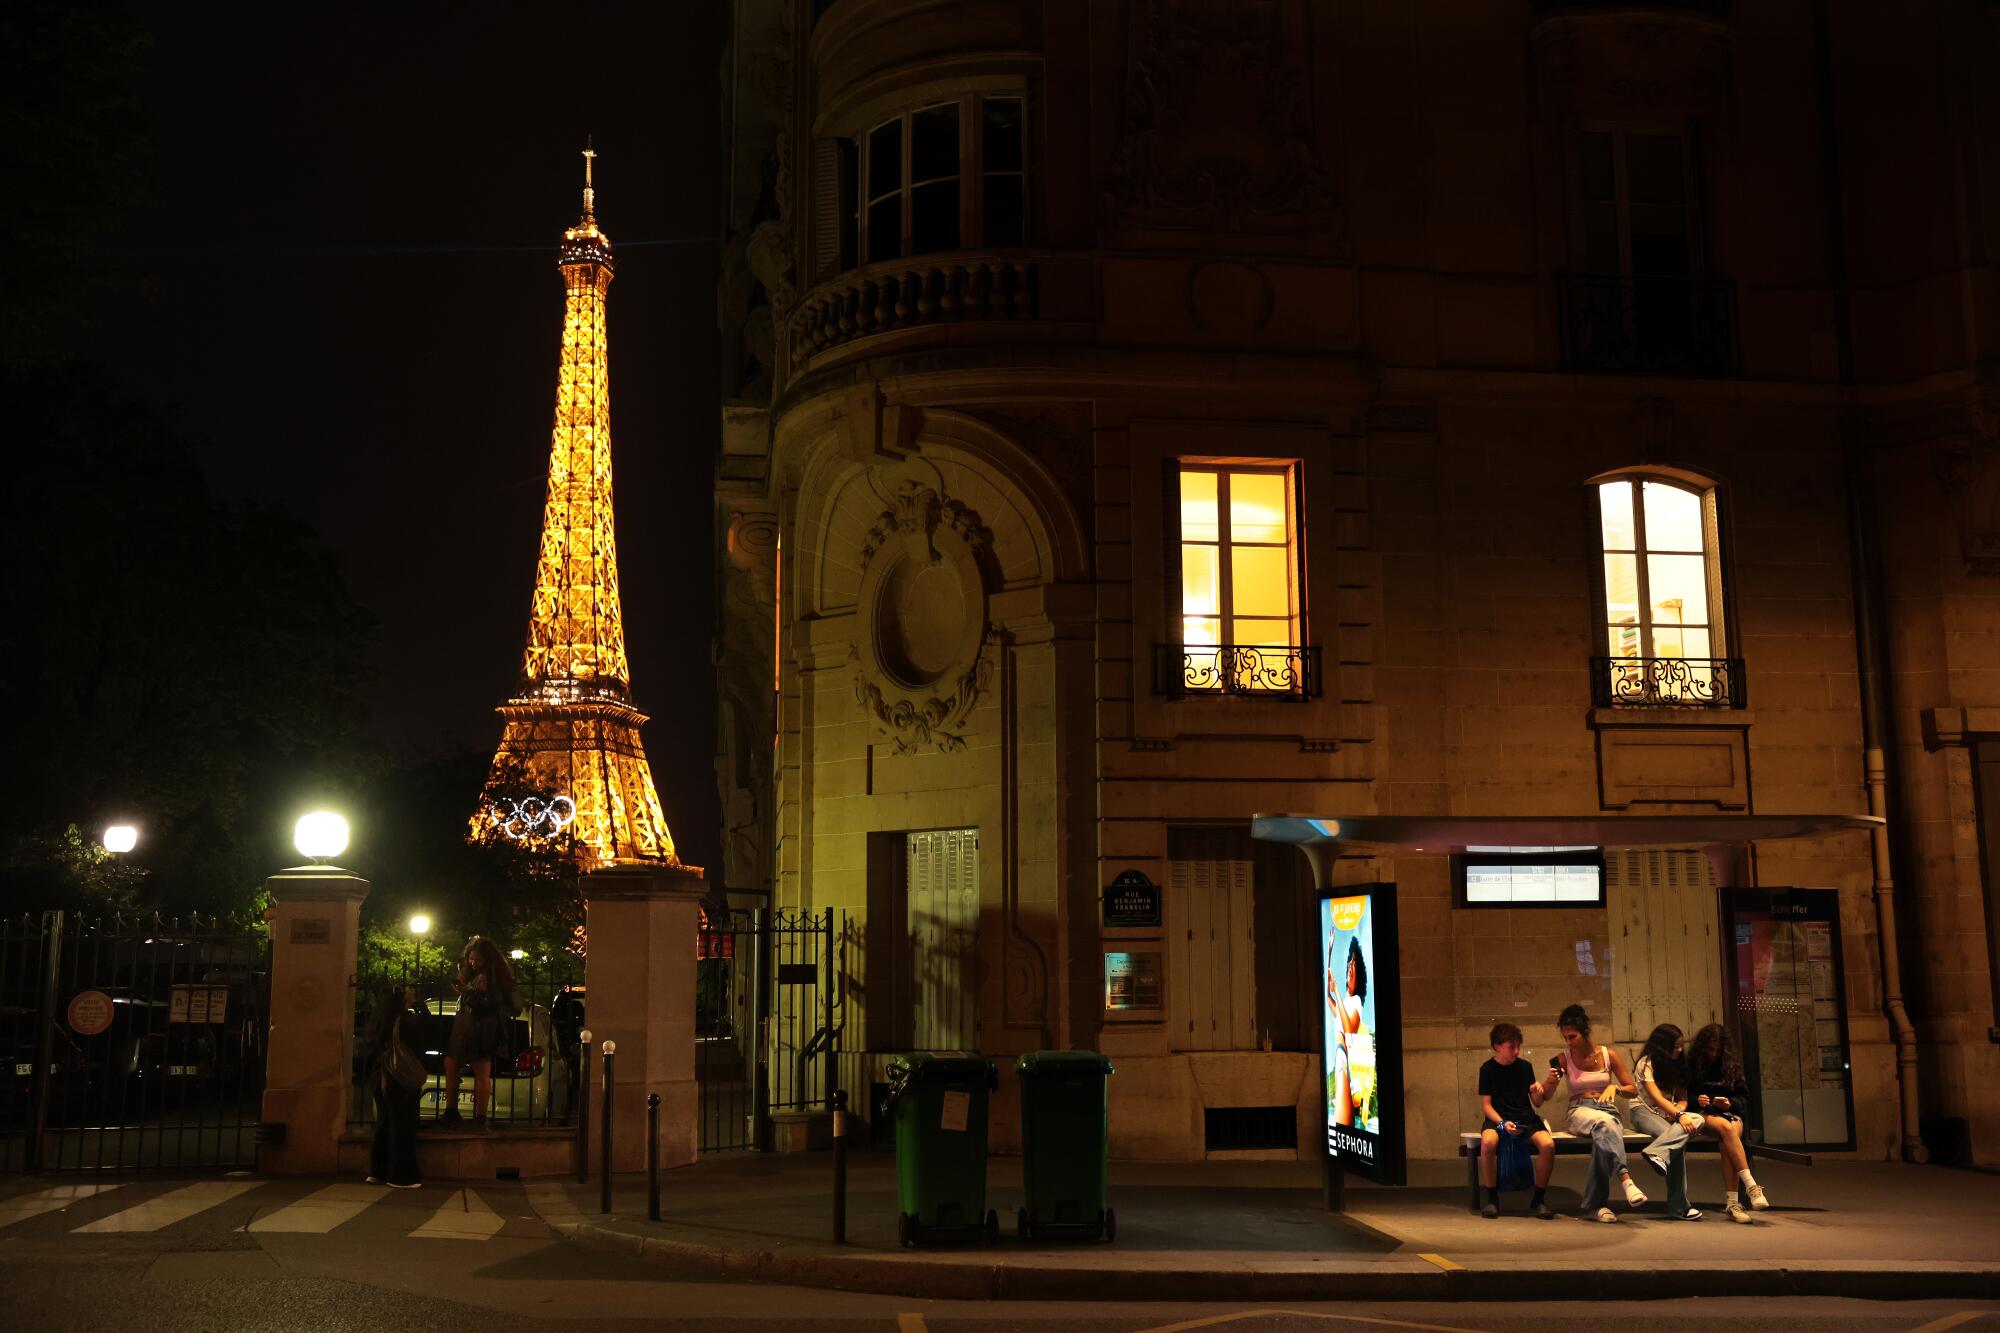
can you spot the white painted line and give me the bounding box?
[246,1183,386,1234]
[76,1180,262,1233]
[0,1183,124,1228]
[410,1188,504,1241]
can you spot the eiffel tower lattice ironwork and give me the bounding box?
[473,145,678,868]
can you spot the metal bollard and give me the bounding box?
[576,1030,592,1185]
[646,1092,661,1222]
[832,1089,848,1244]
[599,1040,617,1215]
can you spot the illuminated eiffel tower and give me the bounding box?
[474,145,677,868]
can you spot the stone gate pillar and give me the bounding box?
[259,864,370,1173]
[583,861,708,1170]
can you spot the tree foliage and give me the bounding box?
[0,363,376,915]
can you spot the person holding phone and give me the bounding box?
[1629,1023,1705,1220]
[1554,1003,1646,1222]
[1685,1022,1768,1221]
[1475,1022,1556,1218]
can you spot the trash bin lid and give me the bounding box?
[888,1052,996,1082]
[1015,1050,1114,1076]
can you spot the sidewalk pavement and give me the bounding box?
[524,1151,2000,1303]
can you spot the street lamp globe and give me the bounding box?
[509,948,526,960]
[408,913,432,936]
[293,811,349,862]
[102,825,138,855]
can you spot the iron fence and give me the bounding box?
[698,906,842,1153]
[347,951,583,1131]
[1,910,268,1174]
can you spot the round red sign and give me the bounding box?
[67,990,114,1036]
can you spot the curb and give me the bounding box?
[557,1215,2000,1303]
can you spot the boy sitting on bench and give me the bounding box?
[1477,1021,1557,1218]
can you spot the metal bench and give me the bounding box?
[1456,1128,1813,1212]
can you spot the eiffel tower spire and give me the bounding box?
[474,146,678,868]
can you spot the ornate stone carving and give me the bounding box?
[853,647,993,755]
[1104,0,1343,238]
[852,481,995,752]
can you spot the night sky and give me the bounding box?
[62,8,729,869]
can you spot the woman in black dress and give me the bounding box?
[364,984,422,1188]
[441,936,517,1129]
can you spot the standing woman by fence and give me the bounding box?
[364,984,424,1188]
[442,936,517,1130]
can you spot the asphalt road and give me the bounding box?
[3,1175,1995,1332]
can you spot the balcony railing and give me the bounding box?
[788,253,1040,362]
[1592,656,1746,708]
[1533,1,1729,14]
[1155,644,1321,700]
[1557,272,1740,378]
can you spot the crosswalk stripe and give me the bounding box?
[74,1180,262,1234]
[246,1182,385,1234]
[0,1183,125,1228]
[410,1188,504,1240]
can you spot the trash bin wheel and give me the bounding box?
[1103,1207,1117,1243]
[897,1213,914,1248]
[1016,1208,1029,1241]
[985,1209,999,1243]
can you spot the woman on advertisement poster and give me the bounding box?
[1325,908,1373,1132]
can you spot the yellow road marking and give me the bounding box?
[1417,1251,1465,1272]
[1134,1310,1483,1333]
[1908,1314,1989,1333]
[896,1315,928,1333]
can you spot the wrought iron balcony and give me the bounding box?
[1533,1,1729,13]
[1155,644,1321,701]
[1557,272,1740,378]
[1592,656,1746,708]
[788,253,1040,363]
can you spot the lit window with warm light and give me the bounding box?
[1595,474,1734,705]
[1175,463,1304,695]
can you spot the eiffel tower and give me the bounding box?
[474,145,677,868]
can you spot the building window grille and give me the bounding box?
[1165,462,1312,698]
[1594,474,1741,706]
[853,94,1028,268]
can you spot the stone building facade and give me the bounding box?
[712,0,2000,1165]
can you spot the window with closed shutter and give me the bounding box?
[1167,827,1258,1051]
[906,828,979,1051]
[1607,848,1723,1047]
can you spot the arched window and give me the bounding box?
[1593,473,1737,706]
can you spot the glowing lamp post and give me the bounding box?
[102,825,138,855]
[408,913,432,937]
[293,811,350,864]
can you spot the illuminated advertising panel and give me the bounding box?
[1319,883,1405,1185]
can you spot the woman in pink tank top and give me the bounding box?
[1547,1003,1645,1222]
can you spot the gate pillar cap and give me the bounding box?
[265,866,372,902]
[583,861,706,902]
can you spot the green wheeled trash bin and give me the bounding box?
[885,1053,999,1246]
[1014,1051,1115,1242]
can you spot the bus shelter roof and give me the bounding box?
[1249,812,1880,854]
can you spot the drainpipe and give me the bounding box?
[1814,1,1926,1162]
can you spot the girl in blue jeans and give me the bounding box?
[1552,1003,1646,1222]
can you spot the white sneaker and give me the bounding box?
[1594,1207,1619,1223]
[1745,1182,1770,1210]
[1727,1200,1752,1224]
[1621,1177,1648,1206]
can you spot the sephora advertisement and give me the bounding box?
[1320,884,1406,1185]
